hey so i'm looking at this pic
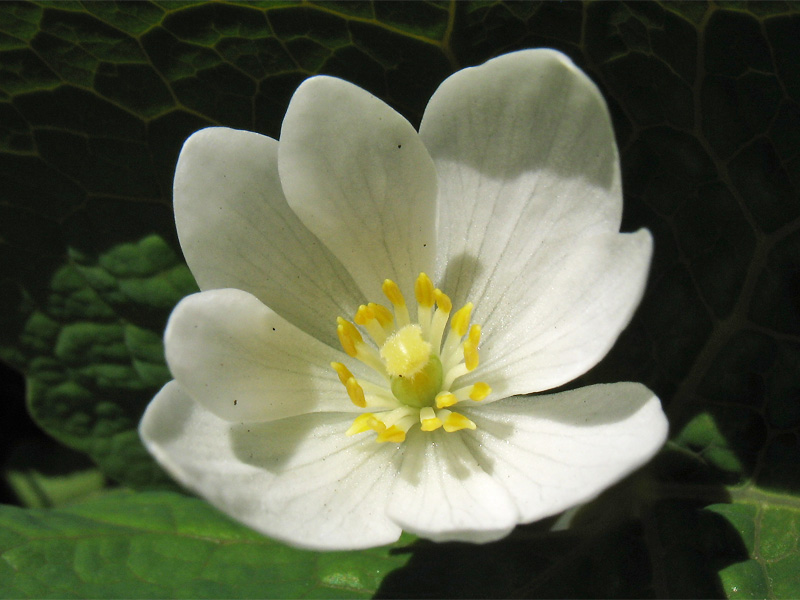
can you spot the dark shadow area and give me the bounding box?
[375,468,746,599]
[0,360,41,504]
[0,360,102,506]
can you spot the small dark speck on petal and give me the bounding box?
[233,399,238,406]
[272,327,276,331]
[397,144,402,148]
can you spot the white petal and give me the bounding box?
[461,383,668,523]
[468,230,652,399]
[279,76,438,301]
[420,49,623,307]
[165,288,360,422]
[173,127,362,347]
[140,381,403,550]
[386,430,518,543]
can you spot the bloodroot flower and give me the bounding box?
[140,49,668,550]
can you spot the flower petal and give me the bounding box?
[279,76,438,301]
[140,381,403,550]
[386,430,518,543]
[173,127,362,347]
[461,383,668,523]
[420,49,623,306]
[165,288,361,422]
[467,229,652,398]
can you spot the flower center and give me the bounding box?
[331,273,491,443]
[381,325,442,408]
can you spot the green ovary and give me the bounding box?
[390,354,443,408]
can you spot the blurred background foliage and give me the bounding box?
[1,1,799,597]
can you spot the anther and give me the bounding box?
[354,304,373,326]
[330,362,353,386]
[434,290,452,313]
[463,340,479,371]
[382,279,410,327]
[355,304,388,346]
[450,303,473,337]
[414,273,435,307]
[345,377,366,408]
[369,303,394,330]
[415,273,435,338]
[441,302,474,367]
[453,382,492,402]
[442,412,477,433]
[338,317,388,377]
[336,317,362,357]
[419,406,443,431]
[346,413,385,436]
[375,408,415,443]
[376,425,406,443]
[468,324,481,346]
[435,391,458,409]
[463,325,482,371]
[470,382,491,401]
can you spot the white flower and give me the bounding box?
[139,49,668,551]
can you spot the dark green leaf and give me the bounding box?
[3,235,197,489]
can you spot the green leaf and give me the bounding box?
[0,491,413,599]
[3,235,197,489]
[1,1,800,597]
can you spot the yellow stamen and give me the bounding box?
[435,391,458,408]
[415,273,434,338]
[415,273,435,307]
[375,409,416,443]
[355,304,388,346]
[376,425,406,443]
[434,289,452,313]
[468,324,481,346]
[443,412,477,433]
[338,317,388,376]
[463,340,479,371]
[345,377,366,408]
[330,362,353,386]
[336,317,362,357]
[369,303,394,330]
[382,279,405,306]
[469,382,491,401]
[354,304,373,326]
[450,303,473,337]
[454,383,491,401]
[419,406,443,431]
[382,279,410,327]
[346,413,385,436]
[441,302,473,368]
